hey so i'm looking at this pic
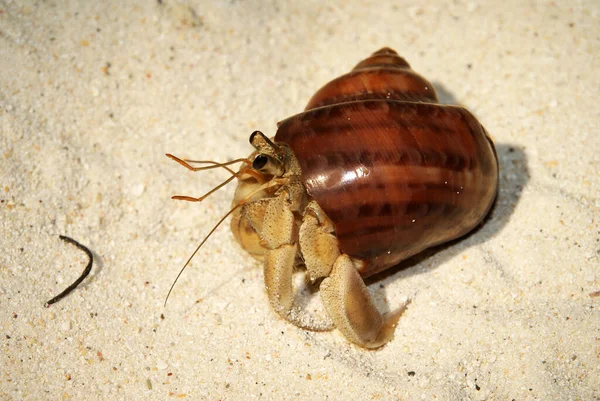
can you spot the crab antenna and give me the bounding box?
[166,154,250,175]
[183,160,237,175]
[171,173,239,203]
[163,202,241,307]
[164,177,289,307]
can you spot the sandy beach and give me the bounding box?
[1,1,598,399]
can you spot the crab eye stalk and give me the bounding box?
[249,130,278,151]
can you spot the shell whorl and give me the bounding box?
[275,48,499,276]
[304,48,438,110]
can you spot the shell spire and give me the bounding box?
[304,47,438,110]
[352,47,411,70]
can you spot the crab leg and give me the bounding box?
[320,254,402,348]
[260,191,297,316]
[259,190,334,331]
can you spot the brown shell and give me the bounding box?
[274,48,498,277]
[305,47,438,109]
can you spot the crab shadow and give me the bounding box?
[365,141,529,315]
[433,81,461,105]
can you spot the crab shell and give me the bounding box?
[230,48,498,347]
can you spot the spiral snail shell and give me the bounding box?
[274,48,498,276]
[168,47,498,348]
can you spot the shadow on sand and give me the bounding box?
[366,82,530,314]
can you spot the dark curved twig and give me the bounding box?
[44,235,93,307]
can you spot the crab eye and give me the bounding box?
[252,154,269,170]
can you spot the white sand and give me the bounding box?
[1,1,598,400]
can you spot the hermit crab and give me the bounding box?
[166,48,498,348]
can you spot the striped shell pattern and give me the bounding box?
[274,48,498,276]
